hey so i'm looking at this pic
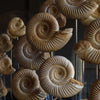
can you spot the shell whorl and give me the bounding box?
[88,79,100,100]
[56,0,98,19]
[14,36,46,70]
[39,56,79,98]
[0,55,15,75]
[12,69,46,100]
[7,17,26,39]
[84,19,100,50]
[39,0,66,27]
[74,40,100,64]
[27,13,73,51]
[0,79,8,97]
[0,34,13,55]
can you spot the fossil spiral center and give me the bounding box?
[49,65,68,85]
[37,21,52,39]
[66,0,85,6]
[20,77,36,93]
[95,31,100,44]
[47,4,58,16]
[23,44,33,59]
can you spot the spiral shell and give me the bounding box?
[56,0,98,19]
[74,40,100,64]
[7,17,26,39]
[27,13,73,52]
[0,55,15,75]
[0,34,13,55]
[84,19,100,50]
[88,79,100,100]
[39,0,66,27]
[11,69,46,100]
[14,35,49,70]
[0,78,8,97]
[38,56,83,98]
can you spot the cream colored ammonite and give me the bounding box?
[0,34,13,55]
[7,17,26,39]
[0,78,8,97]
[39,56,82,98]
[27,13,73,52]
[56,0,98,19]
[84,19,100,50]
[88,79,100,100]
[74,40,100,64]
[0,55,15,75]
[11,69,46,100]
[39,0,66,27]
[14,35,47,70]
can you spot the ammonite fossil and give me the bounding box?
[0,34,13,55]
[81,2,100,25]
[27,13,73,52]
[84,18,100,50]
[56,0,98,19]
[7,17,26,39]
[39,0,66,27]
[0,78,8,97]
[39,56,83,98]
[0,55,15,75]
[11,69,46,100]
[74,40,100,64]
[14,35,49,70]
[88,79,100,100]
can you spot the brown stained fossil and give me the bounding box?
[74,19,100,64]
[39,0,66,28]
[14,35,50,70]
[56,0,98,19]
[74,40,100,64]
[7,17,26,39]
[11,69,46,100]
[0,34,13,55]
[27,13,73,52]
[88,79,100,100]
[84,18,100,50]
[0,55,15,75]
[39,56,83,98]
[81,1,100,25]
[0,79,8,97]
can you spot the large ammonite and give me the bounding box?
[84,19,100,50]
[0,55,15,75]
[7,17,26,39]
[88,79,100,100]
[14,35,49,70]
[74,40,100,64]
[0,78,8,97]
[27,13,73,52]
[0,34,13,55]
[11,69,46,100]
[39,56,83,98]
[56,0,98,19]
[39,0,66,28]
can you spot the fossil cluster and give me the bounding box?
[0,0,100,100]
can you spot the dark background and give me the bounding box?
[0,0,96,100]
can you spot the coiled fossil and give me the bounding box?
[27,13,73,52]
[11,69,46,100]
[0,34,13,55]
[7,17,26,39]
[0,55,15,75]
[14,35,48,70]
[56,0,98,19]
[39,0,66,27]
[39,56,84,98]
